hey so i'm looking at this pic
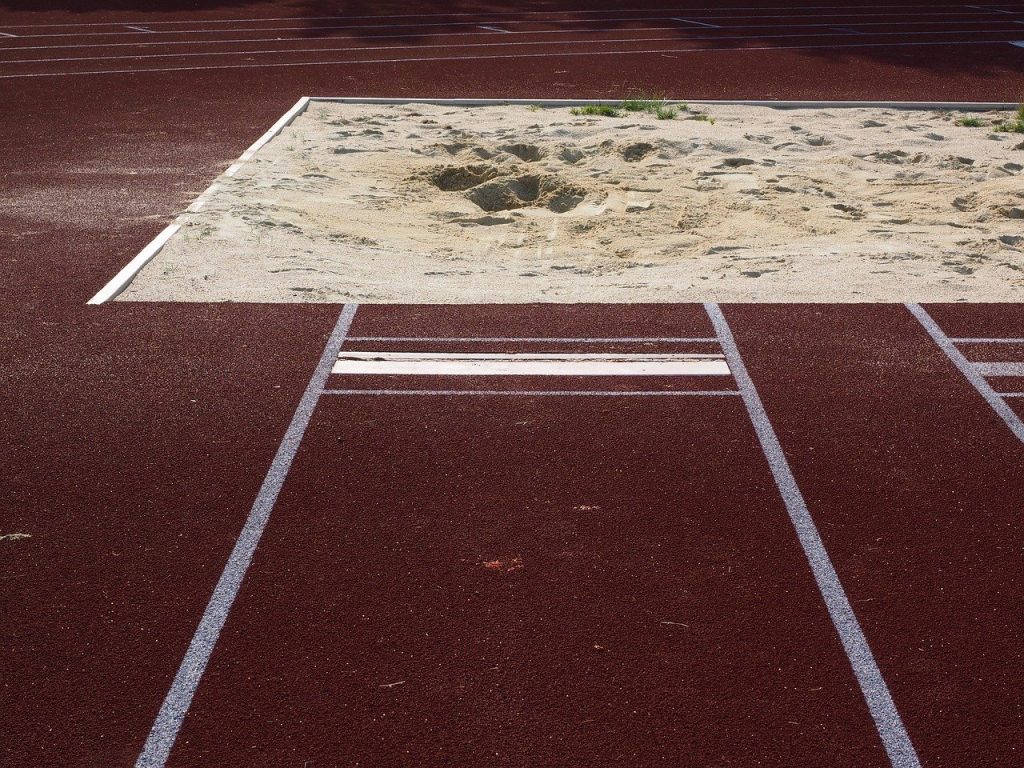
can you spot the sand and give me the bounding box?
[119,101,1024,303]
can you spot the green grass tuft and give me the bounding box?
[571,104,621,117]
[654,104,679,120]
[955,116,984,127]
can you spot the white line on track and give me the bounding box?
[477,25,509,33]
[906,303,1024,444]
[0,32,17,37]
[950,337,1024,343]
[134,304,359,768]
[972,362,1024,376]
[124,25,153,33]
[321,388,741,396]
[671,17,722,28]
[706,302,921,768]
[332,351,730,377]
[2,37,1015,79]
[5,28,1021,66]
[2,10,1013,39]
[1,19,1015,54]
[345,336,719,343]
[4,4,1018,27]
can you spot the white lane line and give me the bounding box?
[477,24,509,33]
[0,32,17,37]
[11,28,1024,65]
[972,361,1024,376]
[345,336,718,343]
[3,5,1007,27]
[4,38,1015,79]
[322,388,741,396]
[671,17,721,28]
[4,10,1012,39]
[1,16,1013,52]
[1012,39,1024,45]
[907,303,1024,443]
[86,223,179,304]
[997,391,1024,397]
[966,5,1017,12]
[8,4,1020,27]
[951,337,1024,343]
[332,351,730,377]
[124,25,153,33]
[705,302,921,768]
[134,305,358,768]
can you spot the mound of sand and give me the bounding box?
[119,101,1024,302]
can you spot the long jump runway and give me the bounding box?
[105,302,1019,767]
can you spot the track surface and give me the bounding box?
[2,2,1023,767]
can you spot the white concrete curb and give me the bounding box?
[87,96,311,305]
[87,95,1019,304]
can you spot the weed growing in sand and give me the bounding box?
[994,104,1024,134]
[654,104,679,120]
[692,113,716,125]
[526,104,542,112]
[956,116,985,127]
[622,94,682,120]
[571,104,621,117]
[316,107,329,120]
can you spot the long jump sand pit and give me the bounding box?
[119,100,1024,302]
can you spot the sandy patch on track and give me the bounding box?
[119,102,1024,302]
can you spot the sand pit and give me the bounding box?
[118,101,1024,302]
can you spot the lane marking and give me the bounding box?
[0,32,17,37]
[87,223,179,304]
[671,17,722,27]
[2,5,1009,27]
[322,388,741,396]
[124,25,153,33]
[477,24,509,33]
[997,392,1024,397]
[345,336,719,343]
[332,351,730,376]
[705,303,921,768]
[972,361,1024,376]
[906,303,1024,443]
[10,27,1024,66]
[951,337,1024,343]
[135,304,358,768]
[1012,39,1024,45]
[4,38,1016,79]
[2,16,1015,53]
[4,10,1013,39]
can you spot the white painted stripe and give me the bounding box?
[5,39,1016,80]
[322,388,741,396]
[996,392,1024,397]
[477,24,509,33]
[4,5,1011,28]
[86,223,179,304]
[951,337,1024,343]
[345,336,718,343]
[0,32,17,37]
[135,305,358,768]
[907,303,1024,443]
[12,28,1024,66]
[671,17,721,27]
[124,25,153,33]
[1012,39,1024,45]
[333,351,730,376]
[706,302,921,768]
[972,361,1024,376]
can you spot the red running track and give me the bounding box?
[1,2,1023,767]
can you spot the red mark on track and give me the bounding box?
[481,556,523,572]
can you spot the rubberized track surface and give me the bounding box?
[2,2,1023,767]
